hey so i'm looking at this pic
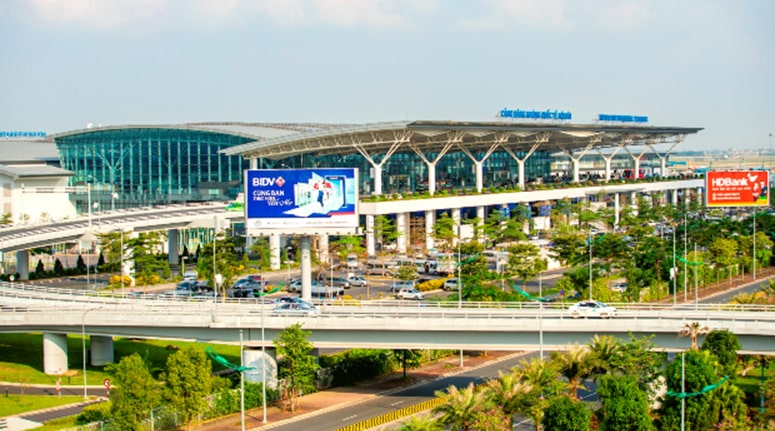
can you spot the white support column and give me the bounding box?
[476,206,485,241]
[451,208,461,246]
[410,137,458,196]
[168,229,180,266]
[624,145,650,179]
[672,190,679,206]
[269,235,281,270]
[43,333,68,375]
[318,234,329,265]
[614,193,621,228]
[459,143,499,193]
[300,236,312,302]
[250,158,258,169]
[597,143,624,181]
[499,133,543,191]
[366,215,376,257]
[425,210,435,251]
[90,336,114,366]
[354,136,407,196]
[15,251,29,280]
[631,192,639,216]
[647,139,680,178]
[396,212,408,255]
[559,138,599,184]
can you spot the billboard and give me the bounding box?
[245,168,358,230]
[706,170,770,207]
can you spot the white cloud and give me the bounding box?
[312,0,410,28]
[25,0,167,29]
[588,0,651,31]
[457,0,571,31]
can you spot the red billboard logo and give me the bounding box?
[706,170,770,207]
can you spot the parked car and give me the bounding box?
[347,275,369,287]
[272,302,318,317]
[318,275,351,289]
[389,280,414,292]
[273,296,313,306]
[567,300,617,319]
[442,278,460,291]
[287,279,319,293]
[396,288,424,300]
[610,282,628,293]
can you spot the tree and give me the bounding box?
[701,329,741,377]
[433,382,488,431]
[35,259,44,275]
[274,323,319,413]
[550,343,590,400]
[162,346,213,431]
[398,413,444,431]
[679,322,710,350]
[332,235,364,264]
[433,212,456,251]
[548,232,586,266]
[513,357,567,431]
[483,371,532,418]
[130,231,168,289]
[374,215,400,249]
[586,335,621,380]
[109,353,159,431]
[542,395,591,431]
[392,349,423,379]
[596,374,652,431]
[506,242,548,289]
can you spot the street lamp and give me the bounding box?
[239,329,246,431]
[588,231,593,301]
[457,225,463,367]
[82,306,102,400]
[261,296,267,423]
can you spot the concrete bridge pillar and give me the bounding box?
[43,333,69,375]
[396,212,408,255]
[318,234,329,265]
[244,347,278,389]
[15,251,29,280]
[167,229,180,266]
[90,336,114,366]
[366,215,375,257]
[269,235,281,270]
[425,210,435,251]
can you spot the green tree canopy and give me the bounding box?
[162,346,213,430]
[274,323,320,413]
[109,353,160,431]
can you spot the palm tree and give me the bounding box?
[432,382,488,431]
[587,334,621,381]
[512,357,565,431]
[398,413,444,431]
[678,322,710,349]
[483,371,533,418]
[550,343,591,400]
[760,278,775,303]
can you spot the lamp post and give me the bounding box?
[82,306,102,400]
[694,242,699,310]
[261,296,267,423]
[539,270,544,361]
[87,183,92,227]
[753,211,757,279]
[588,231,593,301]
[684,213,688,302]
[673,226,677,307]
[240,329,246,431]
[457,225,463,367]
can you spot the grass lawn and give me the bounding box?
[0,333,241,385]
[0,395,83,417]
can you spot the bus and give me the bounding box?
[366,260,397,277]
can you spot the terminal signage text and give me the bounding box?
[499,108,572,121]
[597,114,648,123]
[0,131,47,138]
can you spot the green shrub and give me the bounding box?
[77,401,111,424]
[416,278,447,292]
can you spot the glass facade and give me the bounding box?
[264,149,554,196]
[56,128,254,212]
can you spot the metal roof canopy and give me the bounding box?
[221,120,703,160]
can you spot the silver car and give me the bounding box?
[568,300,617,319]
[272,302,318,317]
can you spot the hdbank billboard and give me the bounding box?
[245,168,358,229]
[706,170,770,207]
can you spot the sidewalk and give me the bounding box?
[194,351,520,431]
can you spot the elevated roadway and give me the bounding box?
[1,283,773,354]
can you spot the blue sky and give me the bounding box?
[1,0,773,150]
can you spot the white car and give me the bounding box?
[610,282,628,293]
[272,302,318,317]
[443,278,460,291]
[347,275,369,287]
[396,288,424,300]
[568,300,617,319]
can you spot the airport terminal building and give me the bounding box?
[2,118,702,263]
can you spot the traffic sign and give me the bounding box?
[103,378,111,390]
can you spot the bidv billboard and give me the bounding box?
[706,170,770,207]
[245,168,359,231]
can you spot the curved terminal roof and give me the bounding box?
[50,120,703,160]
[221,120,704,160]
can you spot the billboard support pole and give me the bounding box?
[300,236,312,302]
[753,211,757,279]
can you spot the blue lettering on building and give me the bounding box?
[0,131,47,138]
[499,108,572,121]
[597,114,648,123]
